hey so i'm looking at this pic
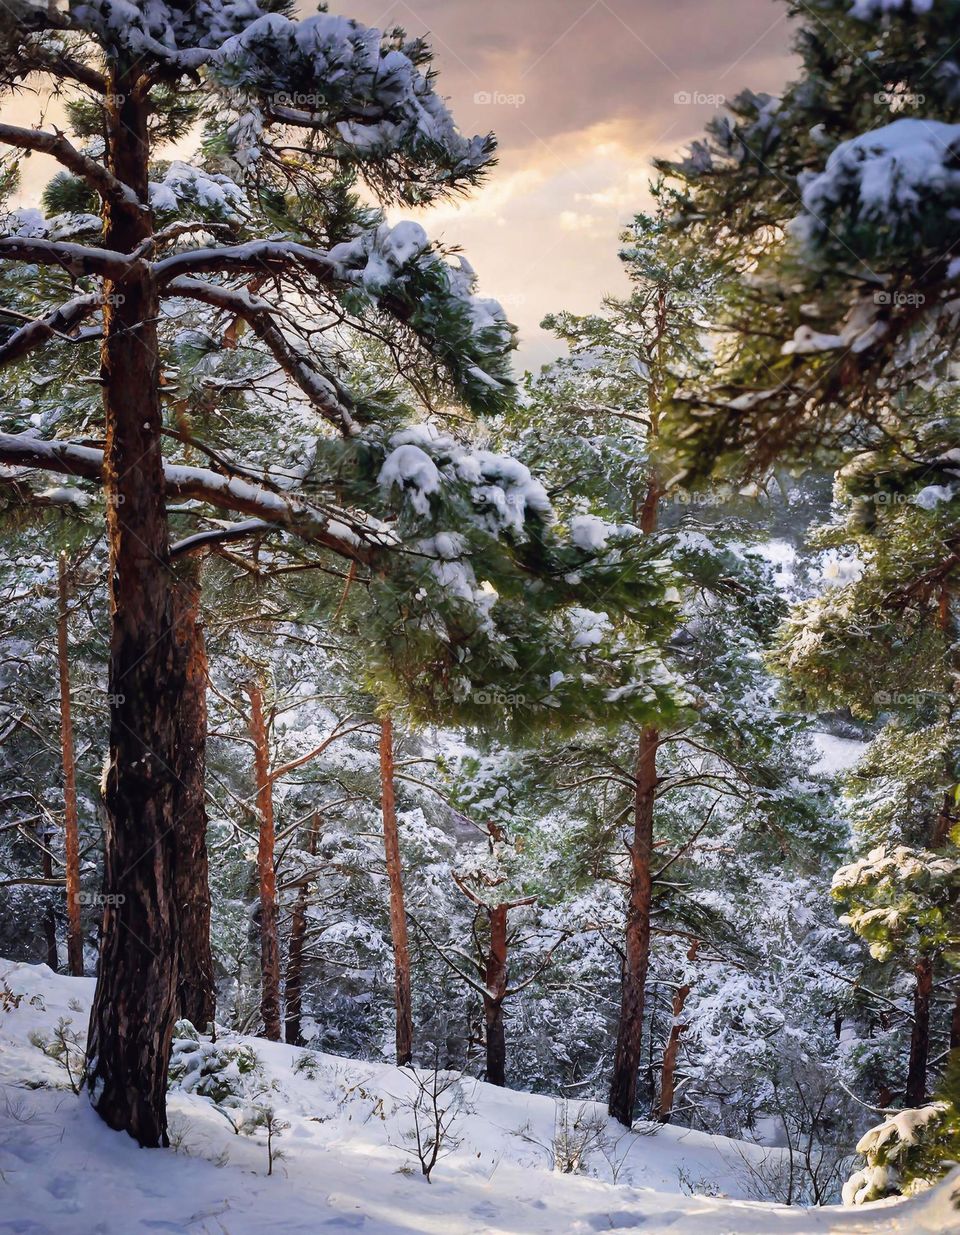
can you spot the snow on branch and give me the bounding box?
[793,118,960,269]
[0,236,138,280]
[158,221,515,416]
[0,293,101,367]
[68,5,494,198]
[0,433,386,563]
[166,275,359,436]
[0,124,144,213]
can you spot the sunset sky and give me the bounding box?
[9,1,799,371]
[342,0,798,369]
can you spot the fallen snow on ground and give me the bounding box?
[810,732,868,778]
[0,961,956,1234]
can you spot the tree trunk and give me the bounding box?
[57,553,83,977]
[41,842,58,970]
[609,475,661,1127]
[483,903,509,1086]
[658,941,698,1122]
[905,954,934,1106]
[951,984,960,1052]
[247,678,282,1042]
[285,813,320,1046]
[171,560,214,1030]
[380,714,413,1065]
[84,75,182,1149]
[609,724,658,1125]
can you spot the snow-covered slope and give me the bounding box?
[0,961,955,1234]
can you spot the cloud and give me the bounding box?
[341,0,795,367]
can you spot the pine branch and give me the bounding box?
[0,124,142,211]
[0,433,377,563]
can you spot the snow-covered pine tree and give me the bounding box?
[771,390,960,1194]
[496,201,831,1134]
[655,0,960,478]
[0,0,681,1146]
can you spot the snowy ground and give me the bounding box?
[0,961,956,1235]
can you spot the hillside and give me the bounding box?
[0,961,954,1235]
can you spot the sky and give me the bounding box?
[339,0,798,370]
[8,1,798,372]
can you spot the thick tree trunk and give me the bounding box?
[658,941,698,1122]
[57,553,84,976]
[905,954,934,1107]
[379,715,413,1065]
[483,903,509,1086]
[247,679,282,1042]
[285,814,320,1046]
[171,561,215,1030]
[85,77,182,1148]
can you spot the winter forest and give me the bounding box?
[0,1,958,1232]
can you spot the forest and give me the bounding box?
[0,2,958,1232]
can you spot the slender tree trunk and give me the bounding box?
[41,843,58,970]
[658,941,698,1122]
[483,903,509,1086]
[57,553,84,976]
[609,725,658,1125]
[85,74,182,1148]
[171,560,214,1029]
[285,814,320,1046]
[609,475,661,1128]
[951,983,960,1052]
[379,714,413,1065]
[247,679,282,1041]
[905,954,934,1106]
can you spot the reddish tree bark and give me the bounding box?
[658,940,699,1122]
[609,724,659,1125]
[57,553,83,976]
[247,678,282,1041]
[84,73,182,1148]
[483,903,509,1087]
[171,561,215,1030]
[380,715,413,1065]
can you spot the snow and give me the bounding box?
[149,161,248,220]
[0,960,954,1235]
[913,484,955,510]
[850,0,933,15]
[378,443,441,516]
[782,325,845,355]
[329,220,431,293]
[570,514,617,553]
[794,119,960,254]
[810,732,868,777]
